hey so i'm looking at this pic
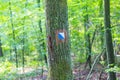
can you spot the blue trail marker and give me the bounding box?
[58,32,65,40]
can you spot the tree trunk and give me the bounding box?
[84,5,91,69]
[104,0,116,80]
[99,0,107,63]
[45,0,73,80]
[37,0,47,65]
[99,0,104,49]
[9,0,18,68]
[0,38,3,57]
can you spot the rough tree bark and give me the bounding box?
[45,0,73,80]
[104,0,116,80]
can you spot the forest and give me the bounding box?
[0,0,120,80]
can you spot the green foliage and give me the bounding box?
[0,0,120,79]
[0,0,46,79]
[105,66,120,73]
[0,60,17,79]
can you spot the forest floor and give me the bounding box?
[17,63,120,80]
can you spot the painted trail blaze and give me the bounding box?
[56,29,67,45]
[58,32,65,40]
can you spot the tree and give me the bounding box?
[37,0,47,65]
[104,0,116,80]
[99,0,107,62]
[0,37,3,57]
[84,2,92,69]
[45,0,73,80]
[9,0,18,68]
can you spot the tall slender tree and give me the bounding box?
[99,0,104,49]
[9,0,18,68]
[45,0,73,80]
[37,0,47,65]
[99,0,107,62]
[104,0,116,80]
[84,3,92,69]
[22,0,28,72]
[36,0,47,78]
[0,37,3,57]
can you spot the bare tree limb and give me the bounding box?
[86,48,105,80]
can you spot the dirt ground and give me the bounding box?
[18,63,120,80]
